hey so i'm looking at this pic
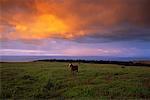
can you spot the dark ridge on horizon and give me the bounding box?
[33,59,150,67]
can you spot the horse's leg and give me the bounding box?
[73,71,75,75]
[76,68,78,72]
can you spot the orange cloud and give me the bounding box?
[13,14,69,39]
[0,0,150,41]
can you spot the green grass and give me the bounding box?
[0,62,150,99]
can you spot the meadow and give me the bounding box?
[0,62,150,99]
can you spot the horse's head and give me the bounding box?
[68,63,73,68]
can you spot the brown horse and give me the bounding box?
[68,63,78,73]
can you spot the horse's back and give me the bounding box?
[70,64,78,72]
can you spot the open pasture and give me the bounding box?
[0,62,150,99]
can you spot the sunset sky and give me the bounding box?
[0,0,150,57]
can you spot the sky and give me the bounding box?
[0,0,150,57]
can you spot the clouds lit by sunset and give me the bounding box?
[0,0,150,57]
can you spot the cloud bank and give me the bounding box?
[1,0,150,42]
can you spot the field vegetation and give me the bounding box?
[0,62,150,99]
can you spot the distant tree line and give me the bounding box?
[33,59,150,67]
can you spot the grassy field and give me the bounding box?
[0,62,150,99]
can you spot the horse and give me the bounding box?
[68,63,78,73]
